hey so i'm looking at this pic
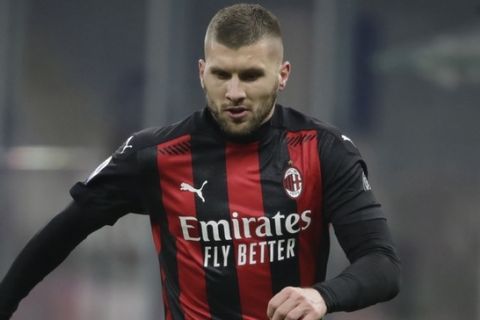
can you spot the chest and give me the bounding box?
[152,132,322,241]
[145,128,328,314]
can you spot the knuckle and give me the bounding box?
[290,311,302,320]
[267,300,277,310]
[282,286,293,293]
[284,286,298,296]
[277,308,288,317]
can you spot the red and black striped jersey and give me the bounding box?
[70,104,383,320]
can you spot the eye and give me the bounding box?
[240,70,264,82]
[211,69,231,80]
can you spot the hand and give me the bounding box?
[267,287,327,320]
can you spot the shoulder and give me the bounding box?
[276,105,355,147]
[113,110,201,156]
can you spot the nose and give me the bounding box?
[225,77,246,104]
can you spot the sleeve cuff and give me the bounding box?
[313,284,335,313]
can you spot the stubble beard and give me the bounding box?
[205,88,278,138]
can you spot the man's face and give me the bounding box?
[199,37,290,137]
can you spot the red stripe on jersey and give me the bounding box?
[286,131,323,287]
[157,135,211,320]
[226,142,273,320]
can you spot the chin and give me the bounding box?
[223,126,253,137]
[220,121,257,137]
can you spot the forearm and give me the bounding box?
[0,201,113,318]
[314,251,400,312]
[314,219,401,313]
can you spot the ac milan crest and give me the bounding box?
[283,166,303,199]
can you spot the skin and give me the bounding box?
[199,35,328,319]
[199,36,290,137]
[267,287,327,320]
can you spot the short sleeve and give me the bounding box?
[70,134,146,221]
[320,132,384,225]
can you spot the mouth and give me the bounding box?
[224,106,249,121]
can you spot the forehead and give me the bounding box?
[204,37,282,70]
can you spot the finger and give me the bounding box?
[267,288,291,318]
[300,306,325,320]
[302,313,324,320]
[283,304,308,320]
[271,297,299,320]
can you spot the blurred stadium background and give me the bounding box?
[0,0,479,319]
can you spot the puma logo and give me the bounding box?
[180,180,208,203]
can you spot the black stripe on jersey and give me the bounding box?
[190,136,243,320]
[138,146,185,320]
[259,132,301,294]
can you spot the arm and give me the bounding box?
[268,131,401,319]
[0,134,148,319]
[0,201,125,319]
[267,219,401,319]
[314,218,401,312]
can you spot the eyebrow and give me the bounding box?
[240,68,265,77]
[210,67,230,75]
[209,66,265,76]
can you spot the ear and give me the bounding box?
[278,61,291,91]
[198,59,206,89]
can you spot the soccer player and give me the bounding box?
[0,3,400,320]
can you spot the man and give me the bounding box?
[0,4,400,320]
